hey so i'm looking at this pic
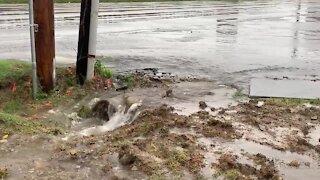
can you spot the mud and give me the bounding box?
[214,153,280,180]
[1,72,320,179]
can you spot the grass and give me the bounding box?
[165,148,190,172]
[0,60,30,82]
[0,167,8,179]
[77,105,92,118]
[232,89,245,99]
[0,60,114,135]
[95,59,114,79]
[266,98,320,106]
[222,169,241,180]
[0,112,40,134]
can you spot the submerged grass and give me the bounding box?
[0,60,113,134]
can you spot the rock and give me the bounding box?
[0,139,7,144]
[119,154,136,166]
[218,108,226,114]
[210,107,216,112]
[311,116,318,121]
[102,164,112,173]
[131,166,138,171]
[124,96,141,109]
[48,109,56,114]
[67,112,81,121]
[288,160,300,167]
[92,100,117,121]
[305,162,311,167]
[119,145,136,166]
[256,101,265,108]
[0,166,8,178]
[165,89,173,97]
[258,125,267,132]
[88,98,101,108]
[199,101,208,109]
[69,149,79,159]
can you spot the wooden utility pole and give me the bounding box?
[76,0,92,85]
[33,0,55,92]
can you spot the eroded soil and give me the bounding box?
[1,76,320,180]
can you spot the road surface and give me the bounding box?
[0,0,320,89]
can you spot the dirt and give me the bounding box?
[1,71,320,179]
[214,153,280,180]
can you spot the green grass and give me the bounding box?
[77,105,92,118]
[0,60,30,82]
[222,169,241,180]
[95,59,114,79]
[165,148,190,172]
[0,112,40,134]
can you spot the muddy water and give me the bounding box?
[1,0,320,89]
[66,81,237,137]
[198,137,320,180]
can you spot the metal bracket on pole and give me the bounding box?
[34,24,39,33]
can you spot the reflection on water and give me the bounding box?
[0,1,320,90]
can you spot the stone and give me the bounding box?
[165,89,173,97]
[288,160,300,167]
[199,101,208,109]
[210,107,216,112]
[131,166,138,171]
[311,116,318,121]
[256,101,265,108]
[119,154,136,166]
[304,162,311,167]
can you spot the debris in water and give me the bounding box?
[257,101,265,108]
[0,167,8,179]
[119,145,136,166]
[287,160,300,168]
[199,101,208,109]
[311,116,318,121]
[91,100,117,121]
[165,89,173,97]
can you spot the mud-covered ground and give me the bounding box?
[1,71,320,180]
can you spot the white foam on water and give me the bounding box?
[78,102,142,136]
[61,102,142,141]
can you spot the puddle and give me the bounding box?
[122,81,238,116]
[198,137,320,180]
[226,139,317,166]
[307,126,320,146]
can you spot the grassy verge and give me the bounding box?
[0,112,40,135]
[0,59,114,135]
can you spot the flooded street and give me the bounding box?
[1,1,320,179]
[0,0,320,88]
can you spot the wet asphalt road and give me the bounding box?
[0,0,320,88]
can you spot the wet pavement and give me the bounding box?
[0,0,320,89]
